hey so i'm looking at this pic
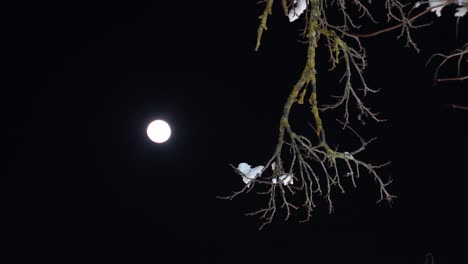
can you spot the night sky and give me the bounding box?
[6,1,468,263]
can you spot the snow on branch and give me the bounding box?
[237,163,264,186]
[418,0,468,17]
[288,0,308,22]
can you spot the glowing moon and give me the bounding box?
[147,120,171,143]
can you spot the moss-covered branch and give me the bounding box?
[255,0,274,51]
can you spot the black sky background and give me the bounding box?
[5,1,468,263]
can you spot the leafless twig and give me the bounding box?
[427,43,468,83]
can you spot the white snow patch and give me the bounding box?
[272,173,294,185]
[288,0,308,22]
[429,0,447,17]
[344,152,354,160]
[423,0,467,17]
[455,6,467,17]
[237,163,264,185]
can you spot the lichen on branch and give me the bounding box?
[255,0,274,51]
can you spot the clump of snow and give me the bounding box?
[429,0,447,17]
[237,162,294,186]
[237,163,264,185]
[288,0,308,22]
[455,6,467,17]
[344,152,354,160]
[272,173,294,185]
[417,0,468,17]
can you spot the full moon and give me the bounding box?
[147,120,171,143]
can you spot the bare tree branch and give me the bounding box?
[427,43,468,83]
